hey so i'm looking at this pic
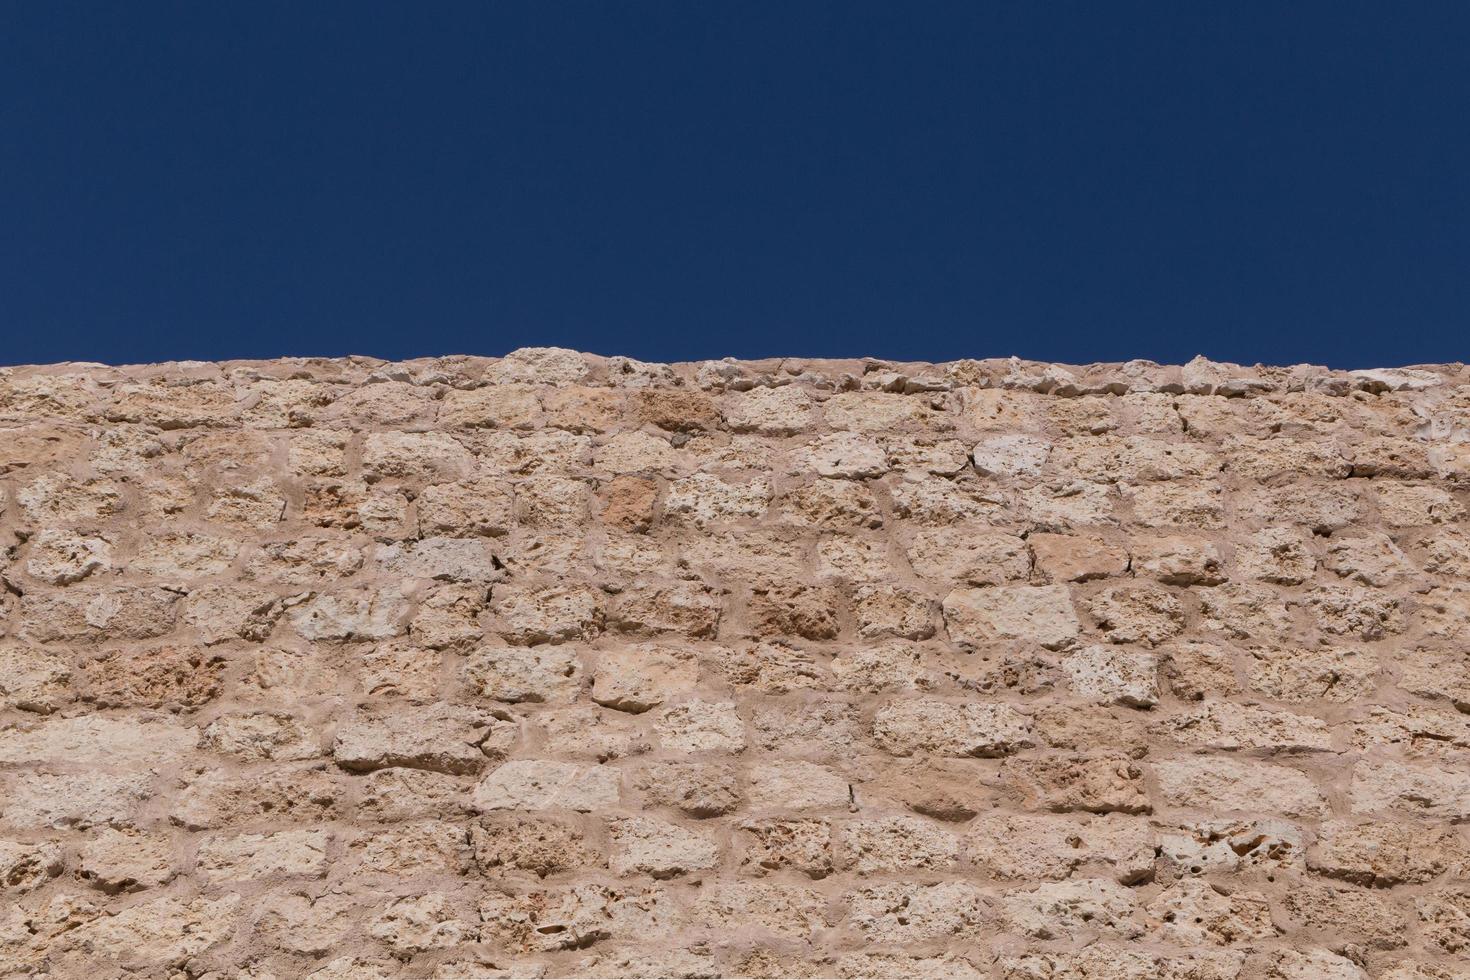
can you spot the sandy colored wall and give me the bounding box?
[1,348,1469,979]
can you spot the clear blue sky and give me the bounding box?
[2,2,1466,367]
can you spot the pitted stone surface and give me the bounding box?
[0,348,1467,976]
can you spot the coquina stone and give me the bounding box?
[0,350,1460,972]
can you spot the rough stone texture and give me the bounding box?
[0,348,1467,976]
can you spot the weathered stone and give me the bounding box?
[464,644,582,703]
[334,704,514,774]
[943,585,1080,650]
[1156,756,1327,818]
[472,814,598,877]
[472,760,621,811]
[591,644,699,712]
[1061,646,1160,707]
[607,815,719,878]
[196,829,329,880]
[873,698,1034,757]
[1003,752,1152,814]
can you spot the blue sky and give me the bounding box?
[2,2,1467,367]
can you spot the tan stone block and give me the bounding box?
[326,380,433,426]
[1303,584,1403,639]
[1062,646,1160,707]
[1086,585,1185,646]
[0,713,193,768]
[1415,889,1470,954]
[599,474,659,532]
[1283,880,1407,950]
[965,812,1155,884]
[203,710,321,762]
[23,529,112,585]
[610,582,722,638]
[1149,702,1333,752]
[1375,482,1464,526]
[1127,480,1225,529]
[746,580,841,640]
[716,641,828,694]
[464,644,581,703]
[654,698,745,752]
[376,536,503,583]
[943,585,1080,650]
[20,586,181,642]
[416,477,515,537]
[739,818,833,878]
[134,530,242,579]
[171,763,341,829]
[80,645,223,710]
[1196,582,1293,641]
[65,894,239,968]
[846,881,989,943]
[1029,532,1130,583]
[779,477,883,529]
[873,698,1033,758]
[1155,756,1326,818]
[357,767,466,823]
[972,434,1051,478]
[1156,816,1305,876]
[481,882,672,952]
[0,839,64,893]
[184,583,283,642]
[906,526,1029,586]
[839,814,957,873]
[370,892,475,954]
[197,829,329,881]
[348,819,469,876]
[534,704,649,761]
[1003,752,1152,815]
[723,386,816,435]
[205,476,288,529]
[334,704,514,774]
[1002,878,1143,939]
[359,641,442,702]
[694,880,827,941]
[1309,819,1470,886]
[1245,644,1378,703]
[472,814,598,877]
[850,583,933,640]
[472,760,621,811]
[1147,879,1276,946]
[607,815,719,878]
[0,640,71,713]
[1161,641,1240,702]
[1398,647,1470,712]
[790,432,887,478]
[827,390,942,432]
[1352,759,1470,820]
[3,770,153,829]
[409,584,487,650]
[241,535,362,584]
[290,587,410,642]
[254,891,358,955]
[362,430,475,482]
[492,583,603,644]
[893,472,1009,525]
[633,760,741,817]
[440,384,543,429]
[591,644,698,713]
[631,388,718,432]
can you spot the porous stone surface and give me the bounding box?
[0,348,1467,976]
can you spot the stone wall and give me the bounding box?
[1,348,1468,978]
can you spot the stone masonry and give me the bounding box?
[1,348,1469,979]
